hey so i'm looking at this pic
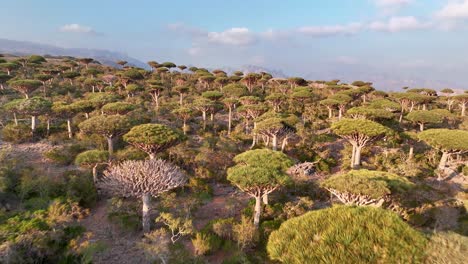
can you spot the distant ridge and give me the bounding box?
[0,38,148,69]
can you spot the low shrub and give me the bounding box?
[191,232,222,256]
[1,123,32,143]
[212,217,235,240]
[233,216,258,251]
[267,206,427,263]
[425,232,468,264]
[107,197,140,232]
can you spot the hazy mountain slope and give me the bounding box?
[0,38,148,69]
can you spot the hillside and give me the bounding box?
[0,53,467,264]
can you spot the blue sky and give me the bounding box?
[2,0,468,89]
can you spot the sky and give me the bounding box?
[2,0,468,89]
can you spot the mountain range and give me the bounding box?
[0,38,465,91]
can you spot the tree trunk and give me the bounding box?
[149,153,156,160]
[155,95,160,110]
[13,113,18,125]
[107,137,114,156]
[272,135,278,151]
[253,195,261,227]
[251,123,257,148]
[228,107,232,135]
[419,123,424,132]
[262,194,268,205]
[202,111,207,130]
[179,94,183,106]
[142,193,151,233]
[328,107,333,119]
[31,116,36,132]
[351,144,356,169]
[338,108,343,119]
[408,145,414,161]
[281,137,288,152]
[92,165,98,184]
[353,146,362,169]
[85,113,89,119]
[461,103,466,117]
[438,152,449,171]
[67,118,73,139]
[183,120,187,135]
[46,118,50,136]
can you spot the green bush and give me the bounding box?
[321,169,414,205]
[191,232,222,256]
[1,123,32,143]
[44,144,86,165]
[267,206,427,264]
[107,197,140,232]
[212,217,235,240]
[66,174,97,207]
[233,216,258,251]
[114,146,147,161]
[425,232,468,264]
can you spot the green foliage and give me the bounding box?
[1,123,32,143]
[123,123,184,155]
[107,197,141,231]
[406,110,444,126]
[321,169,413,199]
[233,216,258,250]
[45,144,86,165]
[425,232,468,264]
[267,206,427,263]
[227,149,293,190]
[79,114,132,138]
[347,106,394,120]
[101,102,136,115]
[419,129,468,152]
[75,150,109,167]
[66,174,97,207]
[210,217,235,239]
[191,232,222,256]
[332,118,390,138]
[16,97,52,116]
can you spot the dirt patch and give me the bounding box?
[78,200,148,264]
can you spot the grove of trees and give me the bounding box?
[0,54,466,263]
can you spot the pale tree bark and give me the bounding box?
[438,152,449,171]
[107,137,114,155]
[350,144,356,168]
[13,113,18,125]
[67,118,73,139]
[202,111,207,130]
[142,193,151,233]
[353,146,362,169]
[31,116,36,132]
[253,196,261,227]
[271,135,278,151]
[228,107,232,135]
[408,145,414,161]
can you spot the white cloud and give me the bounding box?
[369,16,431,32]
[207,28,256,45]
[435,0,468,19]
[169,24,255,46]
[297,23,363,37]
[59,24,98,35]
